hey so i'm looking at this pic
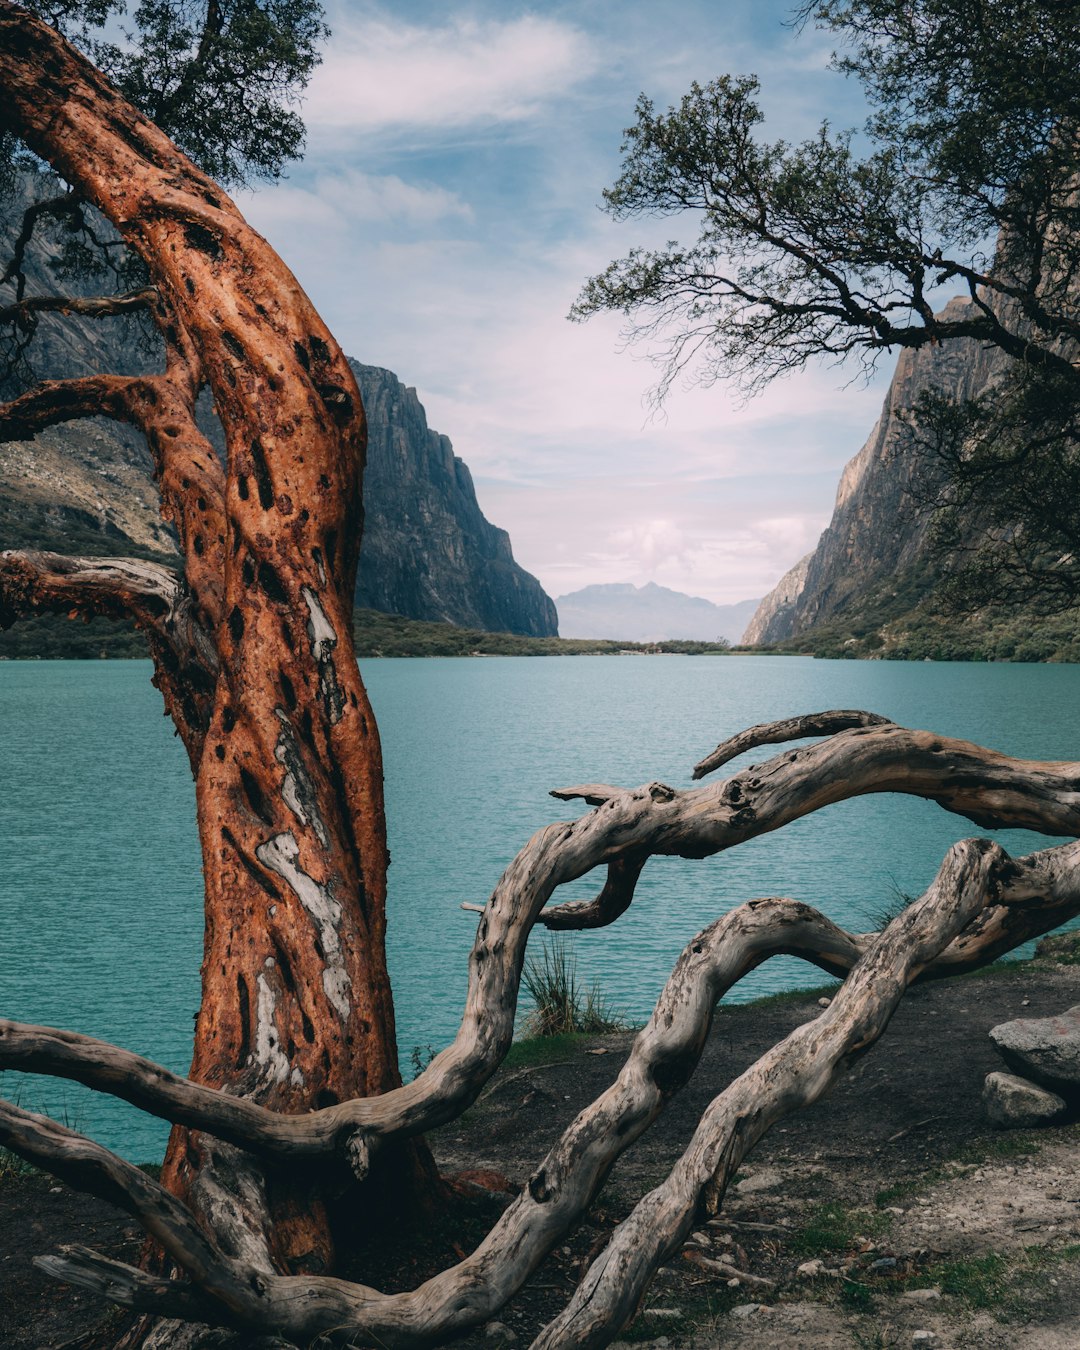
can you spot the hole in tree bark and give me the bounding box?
[280,672,297,711]
[228,605,244,643]
[301,1010,315,1043]
[222,705,236,733]
[258,562,289,606]
[293,341,310,370]
[310,335,330,364]
[222,331,246,363]
[237,474,250,501]
[236,975,251,1064]
[183,221,223,259]
[249,438,275,510]
[239,768,273,824]
[242,557,255,586]
[184,275,196,295]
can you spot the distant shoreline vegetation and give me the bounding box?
[3,605,1079,662]
[0,609,737,661]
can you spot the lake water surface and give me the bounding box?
[3,654,1079,1159]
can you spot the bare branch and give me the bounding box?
[0,1100,262,1322]
[539,855,647,930]
[0,285,156,325]
[0,371,152,439]
[530,837,1009,1347]
[34,1247,227,1323]
[692,708,894,778]
[0,550,218,756]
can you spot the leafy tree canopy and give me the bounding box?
[574,0,1080,609]
[9,0,326,187]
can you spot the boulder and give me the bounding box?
[982,1071,1066,1128]
[989,1005,1080,1093]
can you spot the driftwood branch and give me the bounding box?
[530,837,1006,1348]
[692,708,893,779]
[17,835,1044,1347]
[34,1247,227,1323]
[4,723,1080,1160]
[5,710,1080,1344]
[539,855,647,929]
[0,1100,262,1322]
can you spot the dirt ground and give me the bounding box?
[5,959,1080,1349]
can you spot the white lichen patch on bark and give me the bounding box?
[253,972,291,1084]
[273,708,329,847]
[301,585,336,661]
[300,585,345,723]
[255,831,351,1020]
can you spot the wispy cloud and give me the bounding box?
[248,169,472,235]
[305,12,597,133]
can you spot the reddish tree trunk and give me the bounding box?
[0,0,434,1297]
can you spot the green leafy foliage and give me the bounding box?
[19,1,327,186]
[577,0,1080,614]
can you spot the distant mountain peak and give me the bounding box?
[554,581,760,643]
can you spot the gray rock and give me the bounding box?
[989,1006,1080,1094]
[982,1070,1066,1127]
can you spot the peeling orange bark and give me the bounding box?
[0,0,427,1289]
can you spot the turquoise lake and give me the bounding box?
[2,654,1080,1160]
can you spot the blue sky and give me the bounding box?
[241,0,898,605]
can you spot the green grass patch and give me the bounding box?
[792,1202,892,1255]
[726,980,841,1012]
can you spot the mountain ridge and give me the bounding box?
[556,581,759,643]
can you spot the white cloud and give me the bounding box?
[247,169,471,235]
[306,12,597,133]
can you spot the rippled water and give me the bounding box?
[3,654,1079,1158]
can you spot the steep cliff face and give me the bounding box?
[351,362,557,636]
[0,177,557,637]
[743,297,1012,646]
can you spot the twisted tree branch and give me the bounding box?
[692,708,894,778]
[0,550,218,755]
[0,285,156,325]
[530,837,1008,1348]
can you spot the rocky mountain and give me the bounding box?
[350,362,556,635]
[0,178,557,638]
[556,581,759,643]
[742,296,1014,651]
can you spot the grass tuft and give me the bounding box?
[521,937,626,1037]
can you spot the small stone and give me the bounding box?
[796,1258,827,1278]
[884,1206,905,1216]
[689,1229,711,1246]
[730,1303,771,1320]
[818,996,832,1007]
[983,1071,1066,1128]
[734,1167,783,1195]
[903,1286,942,1302]
[482,1321,517,1344]
[870,1256,898,1272]
[912,1333,937,1347]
